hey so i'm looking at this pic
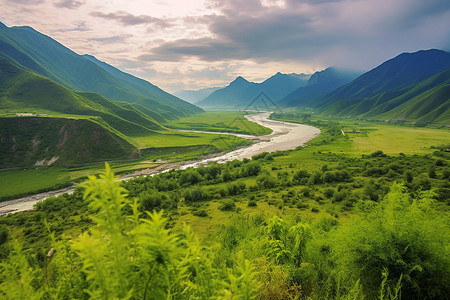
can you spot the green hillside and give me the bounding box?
[0,59,151,167]
[0,117,138,168]
[375,84,450,124]
[0,58,165,136]
[317,50,450,124]
[321,68,450,124]
[0,22,202,120]
[316,49,450,109]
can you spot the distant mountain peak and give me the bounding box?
[231,76,249,85]
[198,72,310,108]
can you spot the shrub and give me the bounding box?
[183,186,208,202]
[257,173,278,189]
[193,209,208,217]
[265,153,274,161]
[370,150,386,157]
[435,159,445,166]
[219,199,236,211]
[227,182,246,196]
[301,187,312,197]
[404,170,414,183]
[443,168,450,179]
[242,162,261,177]
[293,169,310,180]
[221,170,234,182]
[333,184,450,299]
[308,172,322,185]
[323,188,335,199]
[140,190,166,211]
[322,171,336,183]
[363,181,379,201]
[428,166,437,178]
[252,152,269,160]
[333,190,349,203]
[179,169,203,185]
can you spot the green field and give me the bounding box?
[165,111,273,135]
[272,112,449,155]
[132,129,251,149]
[0,162,158,200]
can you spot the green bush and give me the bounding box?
[257,173,278,189]
[193,209,208,217]
[227,182,246,195]
[323,188,335,199]
[333,183,450,299]
[241,161,261,177]
[219,199,236,211]
[183,186,208,202]
[293,169,310,180]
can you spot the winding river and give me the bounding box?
[0,112,320,216]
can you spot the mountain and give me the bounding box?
[197,76,261,108]
[315,49,450,109]
[0,58,164,135]
[197,73,309,108]
[317,50,450,124]
[279,67,361,107]
[0,22,202,121]
[0,58,165,167]
[331,69,450,124]
[259,72,309,101]
[174,87,222,103]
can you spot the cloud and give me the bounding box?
[140,0,450,70]
[53,0,85,9]
[138,37,247,62]
[5,0,44,4]
[89,34,133,44]
[4,0,449,91]
[90,11,174,28]
[55,21,90,32]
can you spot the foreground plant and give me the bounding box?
[0,164,260,299]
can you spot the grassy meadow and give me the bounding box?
[165,111,273,135]
[272,112,449,155]
[0,162,159,201]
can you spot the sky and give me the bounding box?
[2,0,450,93]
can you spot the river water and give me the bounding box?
[0,112,320,216]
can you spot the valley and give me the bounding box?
[0,13,449,300]
[1,110,448,299]
[0,111,320,215]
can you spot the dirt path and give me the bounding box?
[0,112,320,216]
